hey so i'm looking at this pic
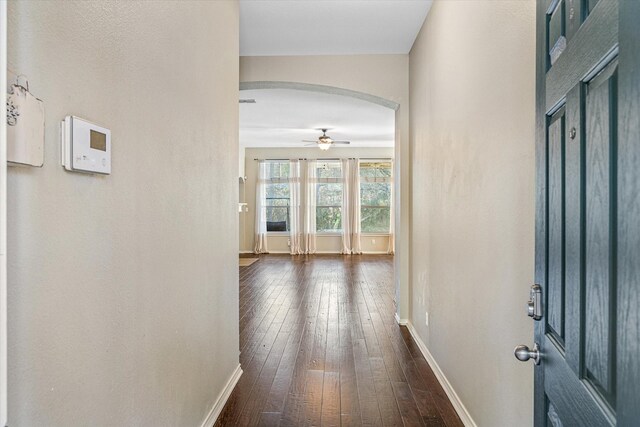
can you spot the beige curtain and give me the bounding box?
[289,160,305,255]
[253,161,269,254]
[388,160,395,254]
[340,158,362,255]
[304,160,317,254]
[348,158,362,254]
[340,159,351,254]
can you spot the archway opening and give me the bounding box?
[238,81,404,319]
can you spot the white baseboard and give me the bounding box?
[239,250,253,254]
[251,250,392,255]
[200,364,243,427]
[394,313,409,325]
[405,322,477,427]
[315,251,390,255]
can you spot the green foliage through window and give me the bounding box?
[316,161,343,232]
[260,160,392,234]
[360,162,392,233]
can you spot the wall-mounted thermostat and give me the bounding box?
[60,116,111,174]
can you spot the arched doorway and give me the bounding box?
[239,81,406,321]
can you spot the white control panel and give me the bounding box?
[60,116,111,174]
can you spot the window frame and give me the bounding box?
[315,160,344,234]
[359,160,392,235]
[263,161,291,234]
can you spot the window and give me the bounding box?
[316,161,343,233]
[265,161,290,232]
[360,161,392,233]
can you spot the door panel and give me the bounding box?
[544,0,617,110]
[565,0,585,42]
[583,61,617,406]
[544,342,611,426]
[542,70,617,424]
[547,108,566,345]
[563,84,581,376]
[534,0,639,426]
[548,0,567,66]
[616,1,640,424]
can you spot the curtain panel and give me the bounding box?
[340,158,362,254]
[340,159,351,254]
[388,160,395,254]
[254,161,269,254]
[304,160,317,254]
[289,160,305,255]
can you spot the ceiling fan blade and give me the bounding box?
[302,140,318,143]
[333,141,351,145]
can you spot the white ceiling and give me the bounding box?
[240,89,395,148]
[240,0,433,56]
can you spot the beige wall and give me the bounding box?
[409,1,535,425]
[7,1,239,425]
[240,55,411,318]
[241,147,394,254]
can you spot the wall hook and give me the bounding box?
[12,74,29,93]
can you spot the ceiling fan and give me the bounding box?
[303,129,351,151]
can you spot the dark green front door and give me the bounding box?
[534,0,639,425]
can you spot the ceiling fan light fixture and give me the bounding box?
[304,129,347,150]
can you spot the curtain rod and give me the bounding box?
[253,157,393,161]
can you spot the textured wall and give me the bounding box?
[7,1,239,425]
[409,1,535,425]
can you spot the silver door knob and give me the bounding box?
[514,343,541,365]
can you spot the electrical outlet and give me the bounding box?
[372,238,376,245]
[425,312,429,327]
[287,239,291,247]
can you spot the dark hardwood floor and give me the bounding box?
[216,255,463,427]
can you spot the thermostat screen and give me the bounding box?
[90,130,107,152]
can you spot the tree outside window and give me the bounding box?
[360,161,392,233]
[316,161,343,233]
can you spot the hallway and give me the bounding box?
[4,0,640,425]
[216,256,462,426]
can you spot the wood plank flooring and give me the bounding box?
[216,255,463,427]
